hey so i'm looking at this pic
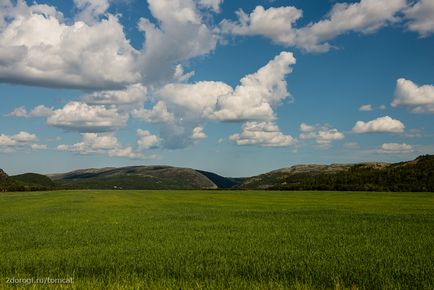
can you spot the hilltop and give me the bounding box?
[48,166,234,190]
[12,173,56,189]
[0,169,54,191]
[238,155,434,192]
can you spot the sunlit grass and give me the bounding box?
[0,190,433,289]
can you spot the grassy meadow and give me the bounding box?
[0,190,433,289]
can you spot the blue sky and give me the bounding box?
[0,0,433,177]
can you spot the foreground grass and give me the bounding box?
[0,190,433,289]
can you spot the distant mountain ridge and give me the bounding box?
[239,162,388,189]
[238,155,434,192]
[1,155,433,191]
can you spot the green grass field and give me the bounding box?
[0,190,433,289]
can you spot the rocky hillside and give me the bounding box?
[240,164,355,189]
[0,169,17,191]
[0,169,7,180]
[238,155,434,192]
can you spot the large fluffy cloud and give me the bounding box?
[352,116,405,133]
[129,51,295,149]
[297,0,407,52]
[221,0,407,52]
[230,121,295,147]
[57,133,118,152]
[0,0,219,89]
[37,84,147,133]
[157,81,233,118]
[143,51,296,148]
[156,51,296,122]
[220,6,302,46]
[137,0,217,84]
[213,52,296,121]
[392,78,434,113]
[47,102,128,132]
[0,0,140,89]
[57,132,153,159]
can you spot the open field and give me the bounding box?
[0,190,433,289]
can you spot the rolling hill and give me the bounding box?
[0,169,55,191]
[11,173,56,189]
[49,166,232,190]
[238,155,434,192]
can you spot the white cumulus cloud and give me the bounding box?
[132,101,176,123]
[213,51,296,121]
[47,102,128,132]
[0,131,44,152]
[157,52,297,122]
[392,78,434,113]
[150,52,296,149]
[299,123,344,146]
[221,0,407,53]
[0,134,17,146]
[359,104,373,111]
[57,132,147,159]
[192,126,207,139]
[158,81,232,118]
[137,129,160,149]
[404,0,434,37]
[230,121,295,147]
[220,5,302,46]
[0,0,219,89]
[352,116,405,133]
[12,131,38,143]
[7,105,54,118]
[0,1,139,89]
[138,0,218,84]
[379,143,413,154]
